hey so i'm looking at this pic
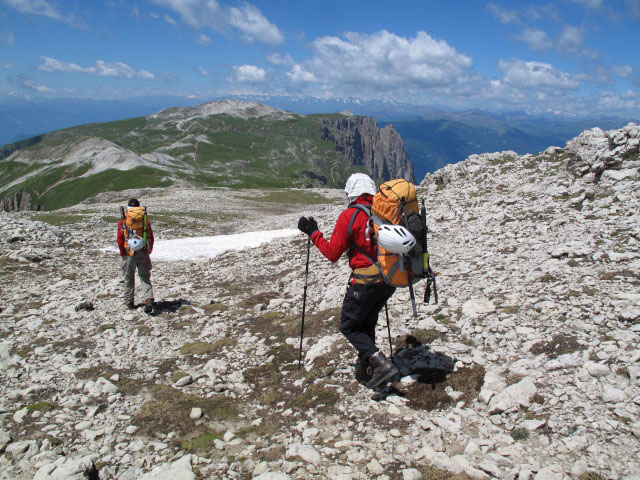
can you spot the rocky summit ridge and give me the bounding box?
[0,124,639,479]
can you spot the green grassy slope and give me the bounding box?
[0,109,362,210]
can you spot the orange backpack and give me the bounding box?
[121,206,148,255]
[349,179,424,287]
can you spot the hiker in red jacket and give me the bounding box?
[117,198,155,313]
[298,173,399,389]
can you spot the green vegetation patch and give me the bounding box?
[510,427,530,441]
[171,371,189,383]
[236,189,335,205]
[6,165,172,210]
[27,401,56,413]
[180,431,223,455]
[179,341,216,356]
[417,465,472,480]
[39,166,172,210]
[0,135,46,161]
[133,384,240,439]
[289,381,340,412]
[28,212,84,226]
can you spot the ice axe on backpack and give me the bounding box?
[421,199,438,304]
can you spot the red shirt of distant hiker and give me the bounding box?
[116,198,155,313]
[297,173,399,390]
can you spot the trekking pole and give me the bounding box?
[298,235,311,369]
[385,303,393,359]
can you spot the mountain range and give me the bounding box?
[2,95,635,183]
[0,100,413,211]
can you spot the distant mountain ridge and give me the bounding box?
[382,111,633,179]
[0,99,413,211]
[3,96,635,186]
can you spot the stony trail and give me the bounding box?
[0,124,639,480]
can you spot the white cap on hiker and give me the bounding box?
[345,173,377,202]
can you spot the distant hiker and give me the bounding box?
[117,198,155,314]
[298,173,399,389]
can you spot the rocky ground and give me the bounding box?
[0,124,639,480]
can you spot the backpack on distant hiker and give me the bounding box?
[120,205,148,255]
[348,179,438,316]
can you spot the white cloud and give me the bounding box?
[197,33,211,45]
[487,3,520,24]
[567,0,603,9]
[151,0,283,45]
[197,66,211,76]
[625,0,640,18]
[19,75,52,92]
[151,0,222,29]
[294,30,472,93]
[0,0,81,26]
[621,89,637,99]
[613,65,633,78]
[1,31,15,46]
[498,59,579,89]
[516,28,552,51]
[287,64,316,84]
[267,53,294,66]
[38,56,155,80]
[515,24,595,58]
[557,25,591,56]
[163,14,176,26]
[227,3,283,44]
[2,62,15,68]
[230,64,266,83]
[597,91,639,111]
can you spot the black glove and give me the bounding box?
[298,216,318,236]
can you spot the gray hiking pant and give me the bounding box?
[120,251,153,304]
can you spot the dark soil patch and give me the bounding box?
[530,334,584,358]
[75,363,132,382]
[403,364,486,411]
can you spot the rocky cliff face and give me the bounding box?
[321,116,415,182]
[2,190,41,212]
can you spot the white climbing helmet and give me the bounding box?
[128,237,145,252]
[344,173,377,201]
[377,224,416,254]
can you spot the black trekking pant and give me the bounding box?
[339,283,396,362]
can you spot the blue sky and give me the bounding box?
[1,0,639,116]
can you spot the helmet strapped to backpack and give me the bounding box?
[377,224,417,254]
[127,237,145,252]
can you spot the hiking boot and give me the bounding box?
[354,358,373,385]
[125,301,135,310]
[143,299,154,314]
[366,352,399,389]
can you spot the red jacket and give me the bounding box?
[311,194,377,271]
[117,219,154,256]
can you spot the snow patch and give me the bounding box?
[103,229,300,262]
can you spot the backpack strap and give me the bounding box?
[346,204,372,260]
[346,205,382,286]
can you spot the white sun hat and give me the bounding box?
[344,173,377,201]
